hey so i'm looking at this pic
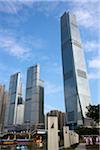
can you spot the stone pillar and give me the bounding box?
[63,126,70,148]
[72,132,74,145]
[48,116,58,150]
[69,131,73,145]
[75,133,79,143]
[14,134,16,140]
[73,132,76,144]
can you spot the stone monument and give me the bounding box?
[48,116,59,150]
[63,126,70,148]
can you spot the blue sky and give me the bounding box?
[0,0,99,113]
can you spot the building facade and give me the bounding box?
[0,85,8,132]
[24,65,44,126]
[5,72,23,126]
[60,12,91,129]
[46,110,65,130]
[16,97,24,125]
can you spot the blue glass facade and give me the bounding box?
[24,65,44,125]
[61,12,91,128]
[7,72,21,125]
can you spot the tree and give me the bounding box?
[86,104,100,124]
[75,127,99,135]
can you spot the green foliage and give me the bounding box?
[86,104,100,123]
[75,127,99,135]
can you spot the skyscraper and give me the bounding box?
[0,84,8,132]
[24,64,44,126]
[6,72,23,126]
[60,12,91,129]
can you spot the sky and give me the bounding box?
[0,0,99,113]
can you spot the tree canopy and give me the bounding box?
[86,104,100,123]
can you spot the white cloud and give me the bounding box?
[0,1,60,14]
[88,71,100,79]
[0,0,34,14]
[0,35,30,59]
[73,9,97,28]
[0,30,47,60]
[88,58,100,69]
[0,62,20,89]
[0,1,22,14]
[45,81,62,95]
[67,0,98,3]
[35,1,60,14]
[84,41,100,52]
[71,0,99,29]
[0,1,99,29]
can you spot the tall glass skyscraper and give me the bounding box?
[60,12,91,129]
[0,85,8,132]
[24,65,44,126]
[6,72,22,125]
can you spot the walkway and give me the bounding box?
[75,143,86,150]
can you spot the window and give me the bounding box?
[26,98,31,101]
[72,40,82,48]
[77,69,87,78]
[68,111,74,121]
[17,97,23,104]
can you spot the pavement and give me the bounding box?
[75,143,86,150]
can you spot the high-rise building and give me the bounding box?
[16,97,24,125]
[24,65,44,126]
[60,12,91,129]
[6,72,23,126]
[0,84,8,132]
[46,110,65,130]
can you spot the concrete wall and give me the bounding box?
[63,126,79,148]
[48,119,79,150]
[69,130,79,145]
[63,126,70,148]
[48,116,58,150]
